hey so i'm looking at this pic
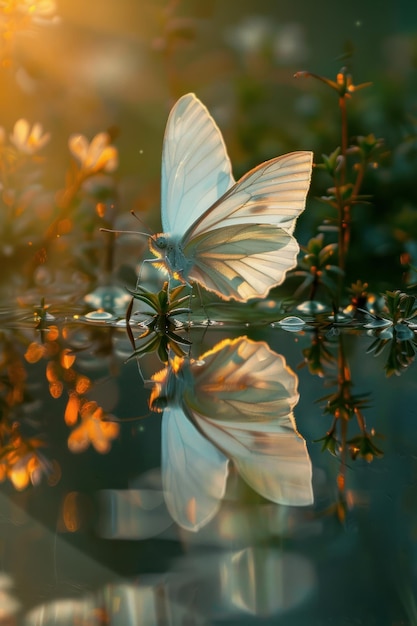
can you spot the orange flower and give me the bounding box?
[68,132,118,174]
[9,119,50,155]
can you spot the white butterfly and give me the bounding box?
[148,93,313,301]
[149,336,313,532]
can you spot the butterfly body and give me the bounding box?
[149,353,193,411]
[149,232,193,284]
[150,93,313,301]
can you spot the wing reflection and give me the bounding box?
[219,547,316,616]
[149,336,313,532]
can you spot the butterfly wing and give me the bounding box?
[161,93,235,237]
[161,406,229,532]
[179,151,312,300]
[199,418,314,507]
[186,150,313,238]
[186,337,313,507]
[183,222,299,301]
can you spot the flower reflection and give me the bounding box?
[67,400,119,454]
[22,313,122,458]
[149,336,313,532]
[0,428,52,490]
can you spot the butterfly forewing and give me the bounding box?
[185,151,313,240]
[161,94,235,237]
[161,406,229,531]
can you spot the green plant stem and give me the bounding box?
[339,96,348,178]
[337,95,350,301]
[354,406,367,433]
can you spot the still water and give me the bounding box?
[0,304,416,626]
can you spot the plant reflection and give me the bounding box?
[0,424,54,491]
[23,316,121,456]
[301,325,382,522]
[0,300,133,492]
[128,281,191,362]
[365,290,417,376]
[318,338,382,468]
[147,335,313,532]
[0,323,60,490]
[67,400,119,454]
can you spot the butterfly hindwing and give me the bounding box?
[184,223,299,301]
[197,416,314,506]
[161,94,235,237]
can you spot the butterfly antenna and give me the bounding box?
[130,210,154,235]
[100,227,150,238]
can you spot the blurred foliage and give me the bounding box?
[0,0,415,310]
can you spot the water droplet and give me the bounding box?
[296,301,327,314]
[364,318,391,329]
[278,316,305,331]
[84,310,116,322]
[84,286,130,316]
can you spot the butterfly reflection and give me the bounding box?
[149,336,313,532]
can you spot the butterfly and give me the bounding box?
[147,93,313,302]
[149,336,313,531]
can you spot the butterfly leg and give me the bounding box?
[135,257,169,294]
[194,282,212,326]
